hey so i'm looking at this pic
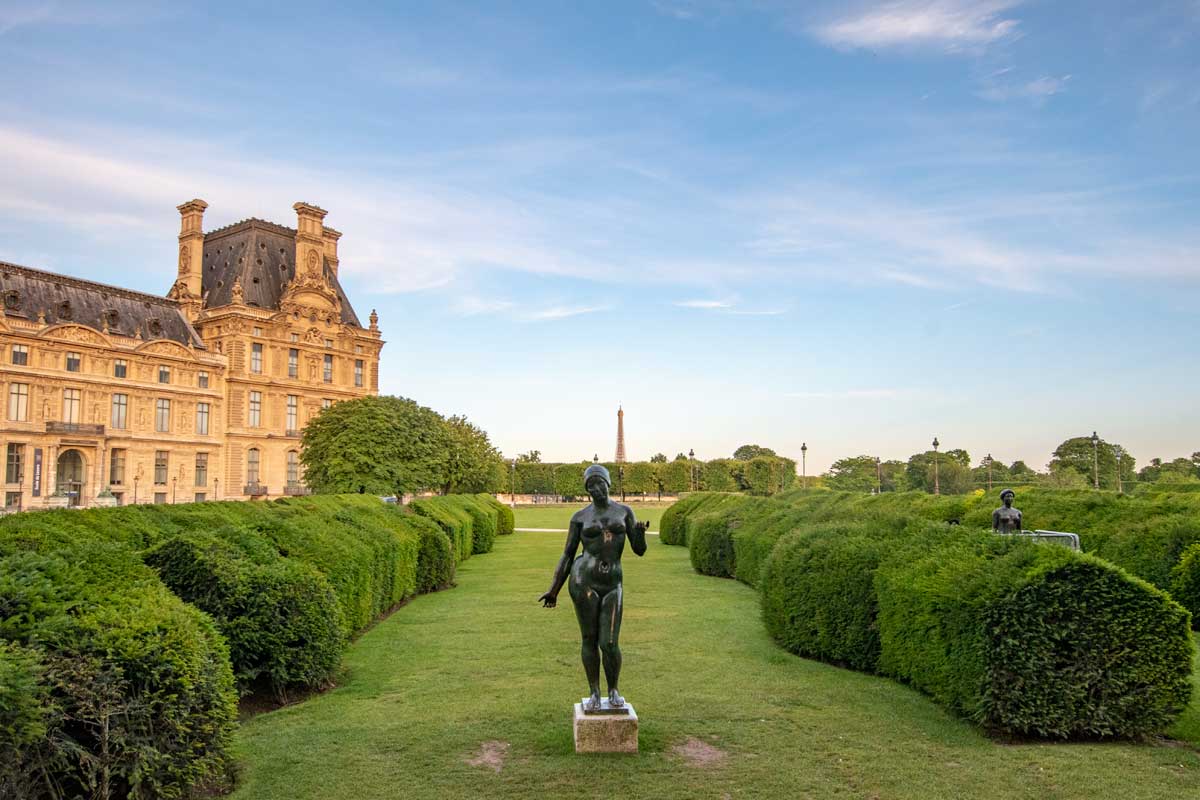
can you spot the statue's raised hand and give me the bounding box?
[538,591,557,608]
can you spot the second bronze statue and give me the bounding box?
[539,464,648,713]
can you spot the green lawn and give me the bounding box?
[513,502,674,531]
[233,524,1200,800]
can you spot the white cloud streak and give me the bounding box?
[522,305,609,322]
[674,299,733,308]
[811,1,1023,52]
[785,389,907,399]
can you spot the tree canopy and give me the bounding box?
[733,444,777,460]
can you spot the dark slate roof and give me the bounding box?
[201,219,363,327]
[0,261,205,348]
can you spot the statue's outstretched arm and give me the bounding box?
[627,507,647,556]
[540,521,581,607]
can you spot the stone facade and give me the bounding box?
[0,200,383,510]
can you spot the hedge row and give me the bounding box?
[667,492,1196,739]
[0,540,237,799]
[0,492,509,798]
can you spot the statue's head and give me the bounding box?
[1000,488,1015,505]
[583,464,611,502]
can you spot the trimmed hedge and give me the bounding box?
[673,491,1197,739]
[877,533,1193,738]
[1170,543,1200,620]
[409,497,474,561]
[760,523,894,672]
[144,529,346,696]
[0,492,511,798]
[0,541,237,799]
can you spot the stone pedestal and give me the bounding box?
[573,698,638,753]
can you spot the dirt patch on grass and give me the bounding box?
[467,740,511,773]
[672,736,727,768]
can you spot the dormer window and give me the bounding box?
[57,300,71,320]
[4,290,19,310]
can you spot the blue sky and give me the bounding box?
[1,0,1198,472]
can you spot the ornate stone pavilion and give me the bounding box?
[0,201,383,509]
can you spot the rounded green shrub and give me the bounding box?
[144,530,346,695]
[688,512,738,577]
[877,534,1193,738]
[411,514,455,592]
[760,525,887,672]
[1169,543,1200,621]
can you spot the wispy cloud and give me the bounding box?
[451,296,515,316]
[523,305,609,322]
[810,0,1023,53]
[978,74,1071,103]
[674,298,733,309]
[785,388,907,400]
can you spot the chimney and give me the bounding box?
[176,199,207,304]
[293,202,328,280]
[322,227,342,277]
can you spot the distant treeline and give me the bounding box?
[501,455,798,498]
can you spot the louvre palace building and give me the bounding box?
[0,200,383,509]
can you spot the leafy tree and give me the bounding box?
[907,450,971,494]
[650,453,668,463]
[1009,461,1037,481]
[733,444,776,460]
[972,456,1010,489]
[701,459,737,492]
[1049,435,1134,490]
[826,456,880,493]
[302,395,448,496]
[661,460,691,493]
[624,462,657,495]
[554,463,586,498]
[674,452,688,461]
[517,450,542,464]
[944,448,971,468]
[1042,463,1089,489]
[926,459,972,494]
[442,415,502,494]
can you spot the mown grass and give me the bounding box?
[514,502,674,531]
[233,511,1200,800]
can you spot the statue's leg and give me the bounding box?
[598,584,624,704]
[569,581,602,706]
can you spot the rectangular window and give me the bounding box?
[154,451,168,484]
[6,444,24,484]
[113,359,127,378]
[355,344,363,355]
[196,402,210,435]
[158,365,170,384]
[155,398,171,432]
[323,354,333,383]
[11,344,28,365]
[111,393,128,429]
[62,388,81,424]
[195,453,208,486]
[198,370,209,389]
[253,326,263,337]
[246,449,261,485]
[251,342,263,374]
[249,391,261,427]
[287,451,300,485]
[290,332,299,343]
[109,448,126,485]
[354,359,364,387]
[5,491,21,511]
[8,383,29,422]
[286,395,298,432]
[65,351,81,372]
[154,492,167,505]
[194,492,207,503]
[322,398,332,410]
[288,348,299,378]
[324,338,333,349]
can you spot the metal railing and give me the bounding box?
[244,483,268,497]
[996,529,1081,551]
[283,484,311,496]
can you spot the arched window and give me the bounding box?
[246,448,260,485]
[286,451,300,486]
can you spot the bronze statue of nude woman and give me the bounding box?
[539,464,648,712]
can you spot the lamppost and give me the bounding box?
[1091,431,1100,490]
[171,476,177,505]
[932,437,940,496]
[801,443,807,490]
[510,458,517,507]
[593,453,599,463]
[985,453,994,492]
[214,478,220,501]
[876,456,882,495]
[1113,445,1124,494]
[688,448,695,491]
[133,477,139,505]
[619,465,625,502]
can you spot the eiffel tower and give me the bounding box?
[615,405,626,463]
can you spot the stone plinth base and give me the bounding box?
[573,699,638,753]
